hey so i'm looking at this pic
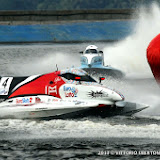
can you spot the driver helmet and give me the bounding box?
[85,45,98,54]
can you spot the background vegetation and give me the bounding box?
[0,0,158,10]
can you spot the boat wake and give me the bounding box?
[1,116,160,140]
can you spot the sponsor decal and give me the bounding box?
[35,97,41,103]
[52,99,59,102]
[16,97,33,104]
[54,77,61,83]
[63,86,78,97]
[88,90,108,98]
[45,86,57,95]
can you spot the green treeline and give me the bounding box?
[0,0,158,10]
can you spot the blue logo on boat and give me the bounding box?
[63,86,78,97]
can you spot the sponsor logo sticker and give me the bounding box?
[16,97,33,104]
[54,77,61,83]
[45,86,57,95]
[35,97,41,103]
[88,90,108,98]
[63,86,78,97]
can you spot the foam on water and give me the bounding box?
[1,118,160,140]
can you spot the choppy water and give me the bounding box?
[0,43,159,160]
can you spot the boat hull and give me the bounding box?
[0,101,148,119]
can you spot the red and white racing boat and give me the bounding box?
[0,68,148,119]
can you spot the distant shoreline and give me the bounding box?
[0,9,136,25]
[0,40,118,45]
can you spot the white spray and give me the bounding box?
[102,4,160,116]
[103,3,160,79]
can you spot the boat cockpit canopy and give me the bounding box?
[85,49,98,54]
[59,73,96,82]
[59,68,96,82]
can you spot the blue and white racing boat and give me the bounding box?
[79,45,125,78]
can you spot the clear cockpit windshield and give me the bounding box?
[85,49,98,54]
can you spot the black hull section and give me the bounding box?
[39,105,147,120]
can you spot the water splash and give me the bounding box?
[102,3,160,115]
[4,44,81,76]
[103,3,160,79]
[1,118,160,140]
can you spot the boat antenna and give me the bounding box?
[56,64,58,71]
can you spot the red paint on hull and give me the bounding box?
[9,71,65,98]
[147,34,160,84]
